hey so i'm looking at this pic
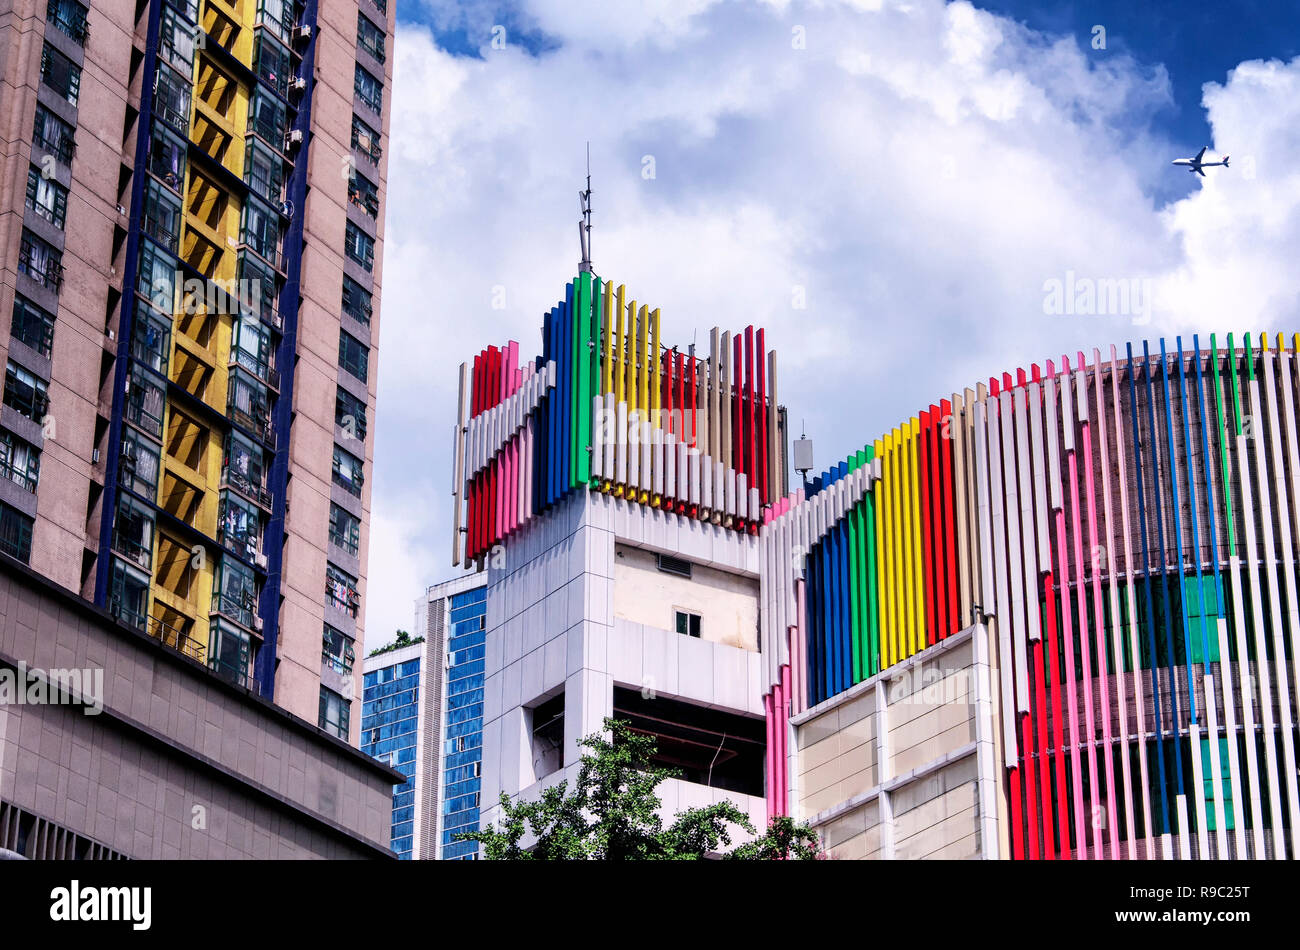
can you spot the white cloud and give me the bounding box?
[363,0,1300,649]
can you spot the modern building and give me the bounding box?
[362,574,486,859]
[0,0,393,741]
[0,556,402,859]
[450,268,1300,859]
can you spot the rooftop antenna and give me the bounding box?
[793,418,814,489]
[578,142,593,274]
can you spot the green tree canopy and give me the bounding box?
[457,717,823,860]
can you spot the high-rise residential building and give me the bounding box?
[0,0,393,740]
[451,266,1300,859]
[363,574,486,860]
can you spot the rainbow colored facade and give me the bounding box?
[451,277,1300,859]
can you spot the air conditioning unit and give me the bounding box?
[291,77,307,92]
[92,448,100,464]
[285,129,304,148]
[295,24,312,40]
[255,552,269,570]
[253,615,264,632]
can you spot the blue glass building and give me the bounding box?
[441,585,486,859]
[361,649,421,859]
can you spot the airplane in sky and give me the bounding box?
[1172,146,1229,176]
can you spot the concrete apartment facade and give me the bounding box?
[0,0,393,742]
[0,558,400,859]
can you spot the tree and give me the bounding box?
[457,717,824,860]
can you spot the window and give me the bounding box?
[354,64,382,113]
[244,138,282,204]
[357,13,385,62]
[131,302,170,376]
[351,114,381,164]
[529,693,564,779]
[10,295,55,358]
[142,179,182,253]
[348,169,379,219]
[253,32,292,97]
[325,563,359,616]
[218,490,260,559]
[342,274,372,325]
[237,249,280,327]
[658,553,693,578]
[338,330,369,383]
[0,502,34,564]
[118,428,161,501]
[248,88,287,148]
[3,362,49,421]
[210,619,253,687]
[148,127,187,193]
[212,555,258,628]
[32,104,74,166]
[0,431,40,493]
[675,609,701,638]
[109,557,150,629]
[240,196,280,267]
[124,364,166,437]
[227,367,271,440]
[335,388,367,440]
[256,0,294,42]
[319,686,350,739]
[223,430,268,508]
[232,314,274,386]
[25,165,67,229]
[329,503,361,555]
[332,444,363,496]
[323,624,356,675]
[152,63,190,133]
[18,229,63,291]
[47,0,89,44]
[344,221,374,271]
[40,42,81,106]
[112,495,154,570]
[158,4,195,74]
[137,240,177,313]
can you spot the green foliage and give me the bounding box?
[367,628,424,658]
[456,717,824,860]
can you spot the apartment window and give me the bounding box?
[218,490,260,560]
[112,495,154,571]
[143,179,182,254]
[344,221,374,271]
[319,686,350,739]
[529,693,564,779]
[256,0,294,42]
[253,31,292,97]
[223,429,267,509]
[240,196,280,267]
[10,296,55,358]
[335,388,367,440]
[25,166,67,229]
[341,275,372,325]
[131,302,171,375]
[227,367,271,440]
[244,138,283,204]
[348,169,379,219]
[47,0,89,44]
[32,104,74,166]
[248,88,287,148]
[137,240,177,314]
[3,362,49,421]
[232,314,274,386]
[370,0,387,16]
[325,564,359,616]
[357,13,385,62]
[674,609,701,638]
[148,127,187,193]
[329,503,360,555]
[158,4,196,74]
[351,114,381,164]
[213,556,258,628]
[18,230,63,292]
[237,249,280,327]
[153,63,191,134]
[123,364,165,439]
[118,428,161,502]
[338,330,369,383]
[0,432,40,493]
[332,444,364,496]
[109,558,150,630]
[209,619,254,687]
[0,502,34,564]
[40,42,81,106]
[323,624,356,675]
[354,64,382,113]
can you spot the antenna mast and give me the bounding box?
[579,143,593,273]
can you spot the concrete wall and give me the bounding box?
[792,625,1001,860]
[0,561,400,858]
[613,543,759,652]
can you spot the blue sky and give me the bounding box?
[363,0,1300,647]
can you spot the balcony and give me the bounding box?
[149,614,205,663]
[47,0,89,45]
[111,529,152,571]
[0,455,38,494]
[109,596,148,633]
[210,590,258,629]
[347,185,379,219]
[18,234,64,292]
[220,464,273,511]
[33,127,75,166]
[325,573,359,617]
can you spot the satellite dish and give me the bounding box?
[281,199,294,219]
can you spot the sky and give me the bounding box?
[363,0,1300,650]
